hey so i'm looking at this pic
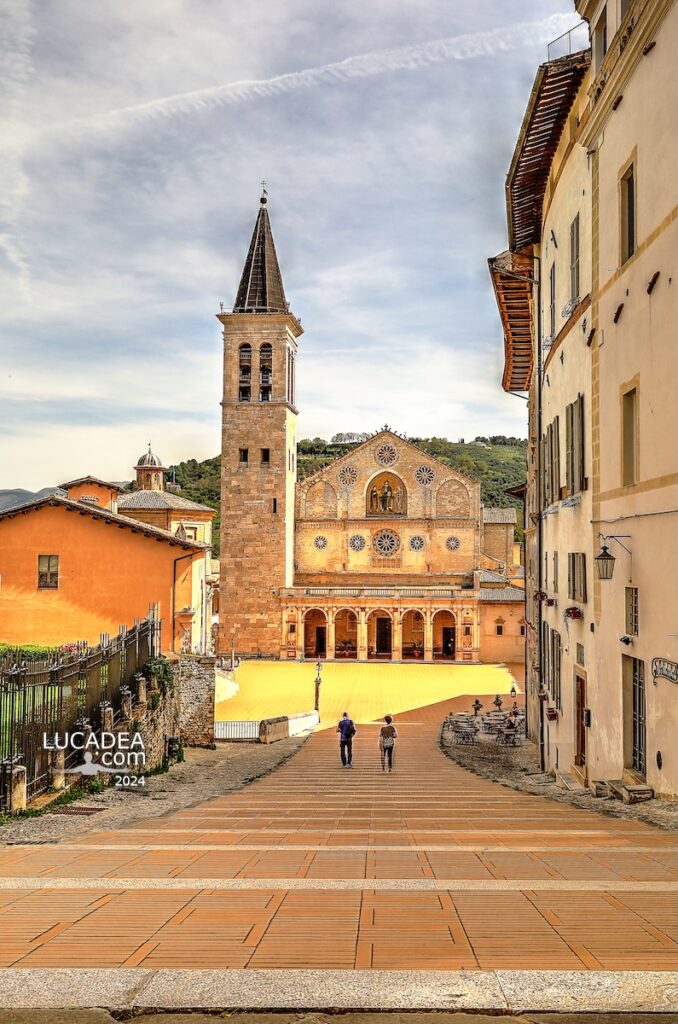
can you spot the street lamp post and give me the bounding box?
[314,659,322,715]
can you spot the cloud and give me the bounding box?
[43,13,578,137]
[0,0,35,295]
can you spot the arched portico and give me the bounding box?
[367,609,393,659]
[401,609,425,660]
[433,610,456,660]
[334,608,358,659]
[304,608,327,658]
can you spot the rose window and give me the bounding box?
[445,535,460,551]
[314,535,328,550]
[415,465,435,486]
[373,529,400,556]
[375,442,398,467]
[338,465,358,486]
[409,535,425,552]
[349,534,366,552]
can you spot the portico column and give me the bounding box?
[424,610,433,662]
[472,609,481,660]
[327,610,336,660]
[392,610,402,661]
[296,610,304,660]
[280,606,288,659]
[357,608,368,661]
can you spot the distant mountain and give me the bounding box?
[0,487,61,512]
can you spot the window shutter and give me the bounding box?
[580,553,587,603]
[576,394,585,491]
[553,415,561,498]
[565,403,574,495]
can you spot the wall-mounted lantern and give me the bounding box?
[594,544,616,580]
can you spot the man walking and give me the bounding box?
[336,711,356,768]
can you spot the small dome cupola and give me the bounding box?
[135,444,166,491]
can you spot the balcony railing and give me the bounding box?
[547,21,589,61]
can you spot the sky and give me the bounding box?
[1,0,581,490]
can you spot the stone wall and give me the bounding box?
[176,654,216,746]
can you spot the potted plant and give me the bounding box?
[546,706,559,721]
[565,606,583,620]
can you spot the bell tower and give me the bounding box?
[218,194,302,657]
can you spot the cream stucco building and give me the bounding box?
[489,0,677,798]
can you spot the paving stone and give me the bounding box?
[0,1013,114,1024]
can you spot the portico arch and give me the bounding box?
[304,608,327,658]
[367,608,393,659]
[401,609,425,660]
[433,610,456,660]
[334,608,358,659]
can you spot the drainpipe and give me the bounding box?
[172,550,197,655]
[534,254,545,771]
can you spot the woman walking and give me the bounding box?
[379,715,398,772]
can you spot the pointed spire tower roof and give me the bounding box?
[233,193,289,314]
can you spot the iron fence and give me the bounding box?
[0,616,160,811]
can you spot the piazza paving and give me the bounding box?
[0,691,676,974]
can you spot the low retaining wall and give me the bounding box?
[215,710,318,744]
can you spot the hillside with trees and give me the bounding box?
[169,436,527,554]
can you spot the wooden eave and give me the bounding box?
[506,50,591,251]
[488,249,535,393]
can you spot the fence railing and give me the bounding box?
[0,616,160,810]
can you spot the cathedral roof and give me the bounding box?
[298,429,479,492]
[233,197,289,314]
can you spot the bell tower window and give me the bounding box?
[238,344,252,402]
[259,343,272,402]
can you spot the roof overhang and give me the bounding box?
[488,249,535,392]
[506,50,591,251]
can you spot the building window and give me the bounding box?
[261,448,270,465]
[565,394,585,494]
[621,163,636,264]
[621,0,632,19]
[593,6,608,72]
[541,417,560,507]
[184,526,198,540]
[463,624,472,637]
[553,552,559,592]
[549,261,556,338]
[238,343,252,402]
[625,586,639,636]
[576,642,585,666]
[570,213,580,303]
[272,498,278,514]
[239,448,249,464]
[495,619,505,636]
[622,387,638,485]
[544,550,549,590]
[520,624,526,637]
[38,554,59,589]
[568,552,587,603]
[259,343,272,402]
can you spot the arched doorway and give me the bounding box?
[433,610,456,660]
[304,609,327,658]
[367,609,392,659]
[401,610,425,660]
[334,609,358,659]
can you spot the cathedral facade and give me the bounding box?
[219,198,525,664]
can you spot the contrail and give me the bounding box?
[47,13,579,136]
[0,0,35,296]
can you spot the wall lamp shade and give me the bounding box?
[510,685,517,699]
[594,544,616,580]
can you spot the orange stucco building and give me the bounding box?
[0,496,207,651]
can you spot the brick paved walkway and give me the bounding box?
[0,697,676,971]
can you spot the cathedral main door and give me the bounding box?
[376,617,392,658]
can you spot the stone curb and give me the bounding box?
[0,969,675,1012]
[0,876,675,892]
